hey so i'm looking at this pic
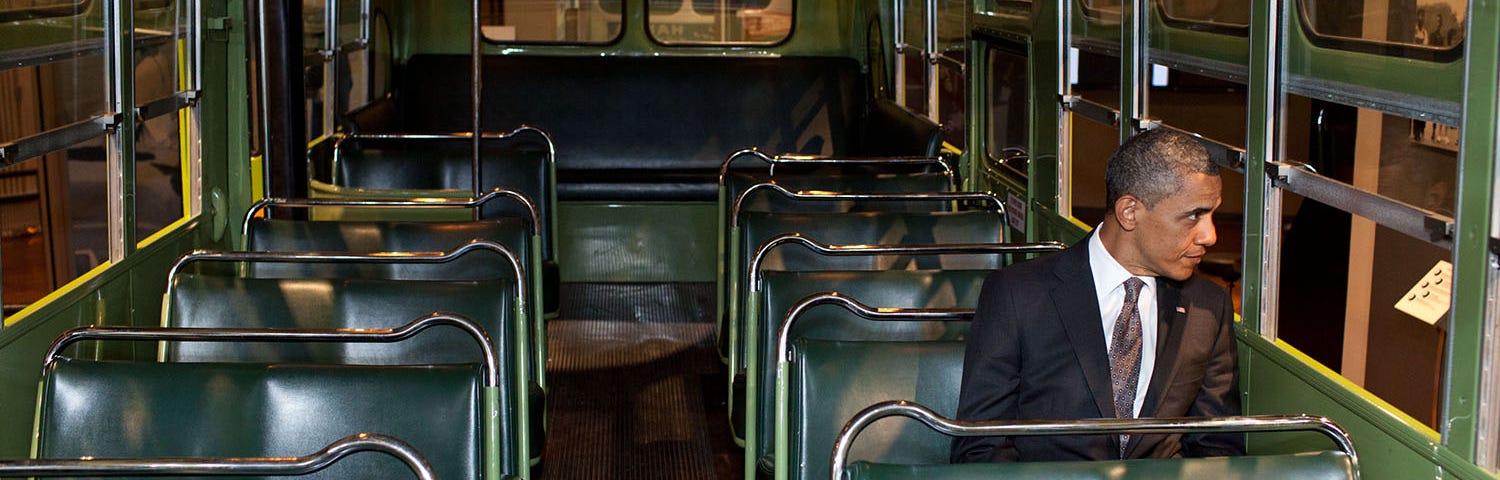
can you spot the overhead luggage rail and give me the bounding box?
[244,187,540,234]
[731,185,1005,228]
[46,312,501,387]
[0,433,437,479]
[832,401,1360,480]
[718,148,953,185]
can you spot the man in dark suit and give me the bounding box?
[951,129,1244,462]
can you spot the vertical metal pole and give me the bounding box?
[324,0,338,136]
[1245,0,1283,338]
[361,0,372,100]
[472,0,483,201]
[1055,1,1074,218]
[106,0,137,260]
[187,0,204,217]
[924,0,938,122]
[1120,0,1149,142]
[894,0,906,107]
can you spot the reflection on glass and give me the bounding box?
[938,52,965,147]
[902,52,927,113]
[649,0,792,44]
[1302,0,1465,49]
[338,0,360,44]
[1072,49,1120,110]
[341,49,368,113]
[134,113,184,241]
[1159,0,1249,27]
[481,0,624,44]
[986,45,1028,181]
[64,136,108,278]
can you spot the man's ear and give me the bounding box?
[1113,195,1141,231]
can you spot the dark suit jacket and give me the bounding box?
[950,235,1244,462]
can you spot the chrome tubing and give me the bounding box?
[166,239,528,327]
[716,148,952,185]
[242,187,540,235]
[45,313,501,388]
[748,233,1066,288]
[0,433,435,479]
[776,292,974,363]
[829,400,1359,480]
[729,183,1005,227]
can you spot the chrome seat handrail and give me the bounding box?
[749,233,1066,289]
[775,292,974,364]
[830,400,1360,480]
[46,312,500,388]
[730,183,1005,228]
[717,148,952,185]
[243,186,540,239]
[0,433,436,479]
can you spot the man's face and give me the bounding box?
[1133,172,1222,281]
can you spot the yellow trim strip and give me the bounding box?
[177,37,192,216]
[940,141,963,155]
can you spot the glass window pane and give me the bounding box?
[0,0,86,22]
[134,111,184,241]
[338,0,359,44]
[901,52,927,113]
[1158,0,1250,28]
[1066,49,1120,224]
[481,0,624,44]
[648,0,791,45]
[340,48,368,113]
[1275,190,1447,429]
[986,45,1028,182]
[938,58,965,147]
[1300,0,1465,51]
[63,136,108,278]
[134,1,182,105]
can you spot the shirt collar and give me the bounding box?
[1088,227,1154,298]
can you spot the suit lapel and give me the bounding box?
[1050,239,1115,419]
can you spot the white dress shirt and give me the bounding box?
[1088,230,1157,418]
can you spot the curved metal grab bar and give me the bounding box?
[165,240,528,331]
[749,233,1067,288]
[46,313,501,388]
[776,292,974,363]
[329,126,558,187]
[830,401,1360,480]
[717,148,953,185]
[0,433,436,479]
[243,186,540,235]
[730,183,1005,227]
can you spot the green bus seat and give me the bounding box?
[842,451,1355,480]
[36,360,490,480]
[306,131,559,313]
[787,339,966,480]
[741,270,987,469]
[726,211,1005,399]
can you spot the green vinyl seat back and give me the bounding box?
[163,274,513,366]
[841,451,1356,480]
[790,339,966,480]
[244,218,529,281]
[730,210,1003,373]
[311,133,555,262]
[36,359,489,480]
[745,270,985,464]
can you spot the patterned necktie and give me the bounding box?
[1109,277,1146,458]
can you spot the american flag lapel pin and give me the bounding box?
[1175,306,1187,314]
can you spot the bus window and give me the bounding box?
[480,0,623,44]
[0,0,86,22]
[1065,49,1120,225]
[1299,0,1464,56]
[1273,96,1458,431]
[936,0,965,147]
[647,0,792,45]
[1158,0,1250,29]
[986,44,1028,182]
[133,1,189,243]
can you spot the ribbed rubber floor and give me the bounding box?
[539,283,739,480]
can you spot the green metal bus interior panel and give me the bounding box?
[1147,14,1249,78]
[558,202,716,283]
[1235,327,1500,479]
